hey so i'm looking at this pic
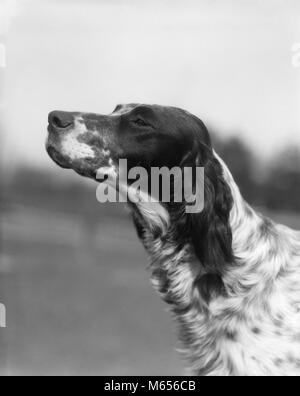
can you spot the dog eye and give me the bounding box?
[133,118,149,127]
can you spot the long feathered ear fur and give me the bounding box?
[187,145,235,275]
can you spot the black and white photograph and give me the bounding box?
[1,0,300,378]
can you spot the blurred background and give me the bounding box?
[0,0,300,375]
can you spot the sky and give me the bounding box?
[0,0,300,168]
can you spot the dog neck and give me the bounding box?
[130,153,294,376]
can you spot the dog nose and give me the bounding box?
[48,111,74,129]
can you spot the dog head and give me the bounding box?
[46,104,212,177]
[46,104,234,274]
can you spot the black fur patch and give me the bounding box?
[195,273,226,304]
[188,153,235,275]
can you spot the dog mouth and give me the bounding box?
[46,126,71,169]
[46,134,110,180]
[46,119,115,179]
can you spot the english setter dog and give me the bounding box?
[46,104,300,376]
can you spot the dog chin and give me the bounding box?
[46,143,72,170]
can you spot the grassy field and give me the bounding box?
[0,202,181,376]
[1,200,300,376]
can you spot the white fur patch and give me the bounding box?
[101,149,111,158]
[135,200,170,234]
[61,117,95,161]
[96,162,170,234]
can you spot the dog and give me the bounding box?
[46,104,300,376]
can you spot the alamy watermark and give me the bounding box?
[0,43,6,68]
[96,159,205,214]
[292,42,300,68]
[0,303,6,328]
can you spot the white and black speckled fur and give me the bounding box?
[131,152,300,376]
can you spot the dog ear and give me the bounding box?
[185,146,234,275]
